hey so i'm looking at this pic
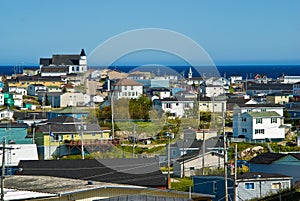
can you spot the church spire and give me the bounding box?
[80,49,86,56]
[188,67,193,79]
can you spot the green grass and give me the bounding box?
[171,177,193,192]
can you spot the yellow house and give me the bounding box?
[35,116,111,159]
[266,93,290,104]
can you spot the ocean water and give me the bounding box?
[0,65,299,79]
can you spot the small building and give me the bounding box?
[266,93,291,104]
[193,172,292,201]
[4,175,214,201]
[174,151,224,178]
[112,79,143,100]
[0,108,14,120]
[27,84,48,96]
[0,122,30,144]
[249,152,300,184]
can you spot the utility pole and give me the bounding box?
[132,124,136,158]
[234,144,238,201]
[31,113,38,144]
[202,128,205,175]
[1,138,6,201]
[222,103,228,201]
[167,132,171,189]
[80,118,85,160]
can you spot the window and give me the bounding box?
[76,67,79,71]
[271,118,277,123]
[242,118,247,122]
[256,118,262,124]
[131,86,134,90]
[261,109,266,112]
[128,92,131,96]
[242,128,247,132]
[245,182,254,190]
[190,167,195,170]
[213,181,217,193]
[166,103,171,108]
[124,86,127,90]
[255,129,265,134]
[272,182,281,190]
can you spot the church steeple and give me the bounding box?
[80,49,86,56]
[188,67,193,79]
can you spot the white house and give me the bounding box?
[13,94,23,108]
[198,97,227,113]
[9,86,27,96]
[0,108,14,120]
[112,79,143,100]
[230,75,243,84]
[233,104,286,141]
[202,85,224,97]
[159,97,195,118]
[27,84,48,96]
[38,92,85,108]
[0,144,38,166]
[151,87,171,99]
[174,151,224,178]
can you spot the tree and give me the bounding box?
[44,93,50,106]
[129,95,152,121]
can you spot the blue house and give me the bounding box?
[193,172,292,201]
[0,122,31,144]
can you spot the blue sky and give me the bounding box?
[0,0,299,65]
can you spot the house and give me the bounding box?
[234,111,285,141]
[0,122,31,144]
[34,116,110,159]
[230,75,243,84]
[8,86,27,95]
[0,144,38,174]
[38,92,85,108]
[111,79,143,100]
[233,104,286,141]
[249,152,300,184]
[293,81,300,96]
[246,82,293,96]
[0,108,14,120]
[201,85,224,98]
[154,97,195,118]
[4,175,214,201]
[17,158,167,189]
[22,67,40,76]
[193,172,292,201]
[266,93,291,104]
[150,87,171,99]
[198,96,227,113]
[173,151,224,177]
[282,75,300,84]
[14,111,48,126]
[27,84,48,96]
[40,49,87,75]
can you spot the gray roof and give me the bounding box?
[4,175,134,195]
[52,54,80,65]
[41,66,69,73]
[249,152,300,164]
[18,158,166,187]
[247,83,293,90]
